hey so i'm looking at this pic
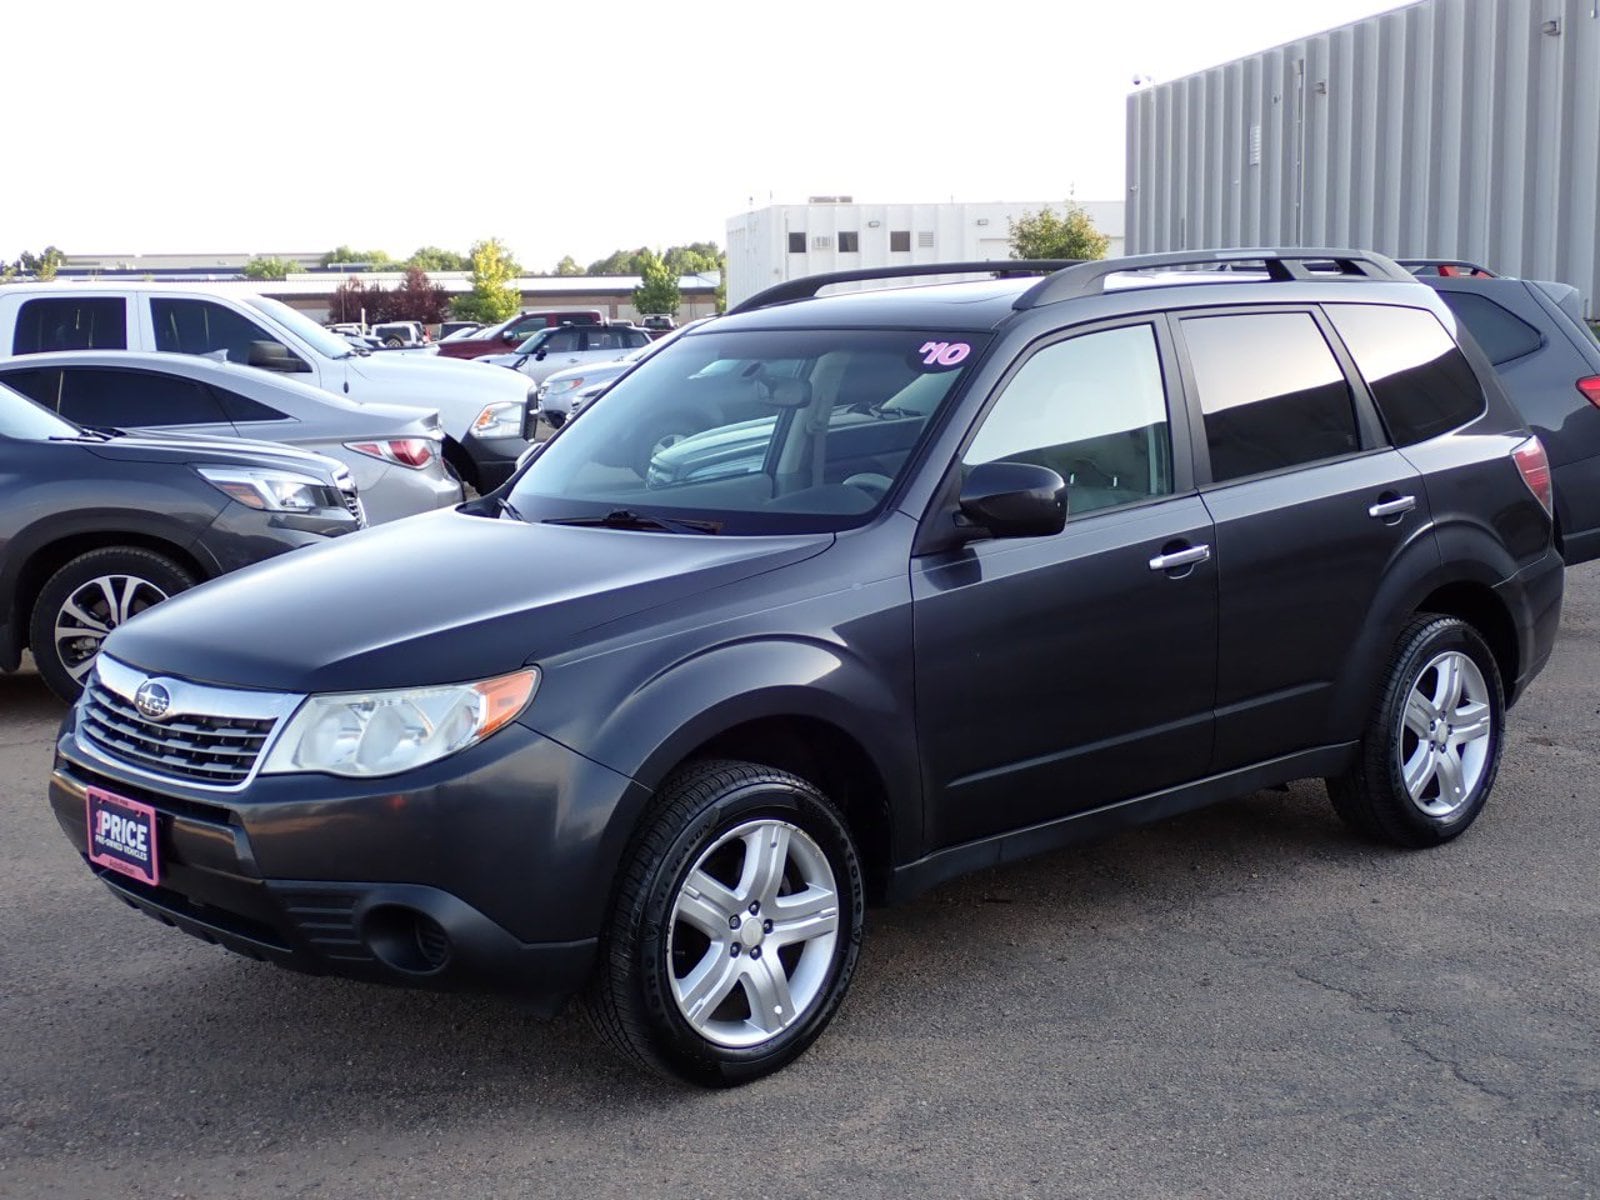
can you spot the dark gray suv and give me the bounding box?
[47,251,1564,1086]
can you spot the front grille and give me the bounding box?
[80,679,278,786]
[340,485,367,527]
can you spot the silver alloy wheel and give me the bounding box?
[667,819,841,1049]
[53,574,169,682]
[1398,649,1493,818]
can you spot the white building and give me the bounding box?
[725,199,1124,307]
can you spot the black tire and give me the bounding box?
[1326,614,1505,848]
[29,547,196,702]
[585,759,865,1087]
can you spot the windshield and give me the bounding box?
[505,328,988,534]
[245,296,364,359]
[512,328,556,354]
[0,382,84,440]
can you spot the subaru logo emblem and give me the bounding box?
[134,681,172,721]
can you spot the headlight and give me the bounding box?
[262,669,539,778]
[470,400,525,439]
[542,376,584,397]
[196,466,328,512]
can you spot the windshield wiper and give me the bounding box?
[49,425,118,442]
[499,496,526,522]
[543,508,721,534]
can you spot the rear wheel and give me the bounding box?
[1327,614,1504,847]
[29,547,196,701]
[585,760,864,1086]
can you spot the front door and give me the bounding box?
[913,320,1219,850]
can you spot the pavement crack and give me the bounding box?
[1289,964,1517,1103]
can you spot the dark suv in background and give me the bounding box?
[0,382,361,700]
[47,251,1562,1087]
[1407,265,1600,564]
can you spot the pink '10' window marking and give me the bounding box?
[919,341,970,367]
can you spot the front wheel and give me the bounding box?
[585,760,865,1086]
[1327,614,1505,847]
[29,547,196,701]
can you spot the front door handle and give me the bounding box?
[1368,495,1417,519]
[1149,544,1211,572]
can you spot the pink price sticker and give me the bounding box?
[918,340,970,368]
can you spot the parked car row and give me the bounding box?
[0,282,538,492]
[37,249,1575,1090]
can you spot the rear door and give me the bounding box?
[913,318,1218,849]
[1173,306,1431,771]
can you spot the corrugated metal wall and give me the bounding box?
[1126,0,1600,314]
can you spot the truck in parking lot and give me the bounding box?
[0,283,538,492]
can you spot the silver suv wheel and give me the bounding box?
[668,819,841,1049]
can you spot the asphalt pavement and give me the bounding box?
[2,568,1598,1199]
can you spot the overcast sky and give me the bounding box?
[2,0,1410,270]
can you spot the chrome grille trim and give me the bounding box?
[75,656,305,792]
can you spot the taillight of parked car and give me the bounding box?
[1511,436,1553,516]
[346,439,436,470]
[1578,376,1600,409]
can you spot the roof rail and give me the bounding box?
[727,260,1083,315]
[1013,248,1415,310]
[1395,258,1497,278]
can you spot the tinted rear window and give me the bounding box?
[1181,311,1360,483]
[58,367,228,428]
[1326,304,1487,447]
[1435,291,1543,365]
[12,297,127,355]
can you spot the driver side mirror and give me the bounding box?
[534,347,547,360]
[502,329,524,342]
[247,341,311,373]
[957,461,1067,539]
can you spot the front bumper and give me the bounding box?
[49,715,648,1008]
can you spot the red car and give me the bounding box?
[436,309,605,360]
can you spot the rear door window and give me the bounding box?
[12,297,128,355]
[1180,311,1360,484]
[57,367,229,428]
[1326,304,1487,446]
[1434,291,1543,365]
[210,385,289,423]
[151,297,287,365]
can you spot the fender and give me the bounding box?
[1325,513,1523,737]
[532,632,922,911]
[0,508,216,633]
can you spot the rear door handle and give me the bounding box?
[1149,544,1211,572]
[1368,495,1417,519]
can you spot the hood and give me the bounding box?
[475,353,527,369]
[102,506,833,693]
[83,430,345,481]
[544,360,630,389]
[348,351,528,397]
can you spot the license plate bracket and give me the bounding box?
[85,787,161,887]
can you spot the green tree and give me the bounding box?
[16,246,66,280]
[321,245,392,270]
[242,256,297,281]
[452,238,521,323]
[664,242,721,275]
[632,249,680,318]
[405,246,469,272]
[587,246,650,275]
[554,255,584,276]
[1007,202,1109,261]
[714,251,727,314]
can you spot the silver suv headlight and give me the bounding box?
[196,466,329,513]
[261,669,539,778]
